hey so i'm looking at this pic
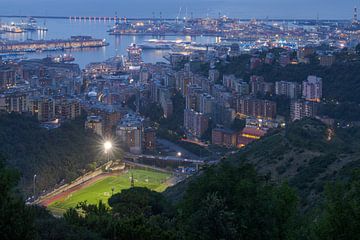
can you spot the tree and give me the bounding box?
[313,171,360,240]
[0,157,36,240]
[178,162,299,240]
[64,188,177,240]
[108,187,172,218]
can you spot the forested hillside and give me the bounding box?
[0,113,102,195]
[228,118,360,206]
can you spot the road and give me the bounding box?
[157,138,199,159]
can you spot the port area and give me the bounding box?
[0,36,108,53]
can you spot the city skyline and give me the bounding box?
[0,0,359,20]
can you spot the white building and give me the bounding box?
[302,76,322,102]
[290,100,318,121]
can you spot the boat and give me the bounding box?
[51,54,75,63]
[0,23,24,33]
[139,39,191,50]
[17,18,48,32]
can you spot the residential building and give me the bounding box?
[85,115,103,136]
[302,76,322,102]
[275,81,301,99]
[235,98,277,119]
[116,113,144,154]
[290,100,318,121]
[184,109,209,138]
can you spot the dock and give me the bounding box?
[0,36,108,53]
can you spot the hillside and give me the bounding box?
[229,118,360,206]
[0,112,103,195]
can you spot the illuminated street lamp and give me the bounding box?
[104,141,113,162]
[176,152,182,169]
[33,174,37,199]
[104,141,112,152]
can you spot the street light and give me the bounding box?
[176,152,182,169]
[33,174,37,199]
[104,141,112,152]
[104,141,113,163]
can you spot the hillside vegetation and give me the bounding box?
[1,117,360,239]
[0,112,102,195]
[229,118,360,206]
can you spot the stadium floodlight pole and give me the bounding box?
[177,152,182,168]
[104,141,113,163]
[33,174,37,199]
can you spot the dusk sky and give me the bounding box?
[0,0,358,19]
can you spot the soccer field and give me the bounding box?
[48,169,171,215]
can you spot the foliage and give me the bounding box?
[312,171,360,240]
[63,188,177,240]
[0,156,37,240]
[0,112,102,195]
[178,162,299,240]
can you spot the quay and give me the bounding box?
[0,36,108,53]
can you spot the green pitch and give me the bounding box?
[48,169,171,215]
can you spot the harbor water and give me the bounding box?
[0,18,216,68]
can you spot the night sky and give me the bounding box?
[0,0,358,19]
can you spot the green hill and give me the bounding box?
[228,118,360,206]
[0,112,103,196]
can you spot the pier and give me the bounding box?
[0,36,108,54]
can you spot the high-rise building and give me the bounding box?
[159,89,173,118]
[116,113,144,154]
[185,84,203,111]
[319,54,336,67]
[235,97,277,119]
[184,109,209,138]
[0,91,28,113]
[127,43,143,67]
[85,115,103,136]
[28,96,56,122]
[143,127,156,151]
[275,81,301,99]
[0,66,17,88]
[302,76,322,102]
[212,128,237,148]
[290,100,318,121]
[250,75,274,95]
[199,93,215,115]
[54,98,81,121]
